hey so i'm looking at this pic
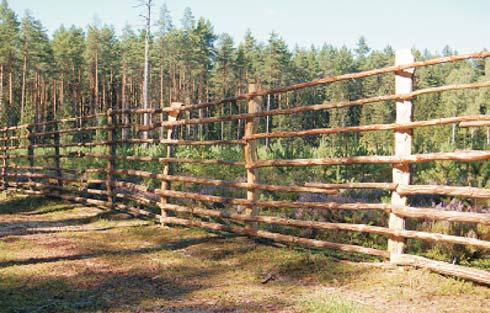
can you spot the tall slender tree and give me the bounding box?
[136,0,153,140]
[0,0,19,126]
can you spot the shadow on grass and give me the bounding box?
[0,236,225,268]
[0,196,376,312]
[0,268,207,313]
[0,209,136,238]
[0,195,62,214]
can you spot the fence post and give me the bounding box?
[106,108,115,205]
[53,120,62,188]
[389,49,415,262]
[1,129,7,191]
[26,124,34,192]
[160,102,182,225]
[27,124,34,169]
[244,83,262,231]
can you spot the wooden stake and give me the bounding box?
[160,102,182,226]
[26,124,34,193]
[244,83,262,230]
[388,50,414,261]
[53,120,62,188]
[27,124,34,169]
[1,130,7,191]
[106,108,115,205]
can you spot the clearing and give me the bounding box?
[0,194,488,313]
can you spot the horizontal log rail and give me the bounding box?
[0,153,245,166]
[113,180,149,193]
[7,186,45,195]
[114,192,159,208]
[306,182,490,199]
[1,153,97,160]
[111,181,490,224]
[391,205,490,225]
[112,169,338,195]
[7,164,80,174]
[6,172,81,184]
[7,164,106,176]
[397,184,490,199]
[158,203,490,250]
[0,154,52,159]
[392,254,490,285]
[245,115,490,140]
[0,136,24,142]
[305,182,397,190]
[162,216,389,258]
[0,141,112,150]
[13,181,109,197]
[139,81,490,131]
[27,125,119,137]
[155,188,490,224]
[116,138,246,146]
[155,188,389,211]
[459,120,490,128]
[28,113,104,128]
[251,150,490,169]
[92,154,245,166]
[0,124,29,132]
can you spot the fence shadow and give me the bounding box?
[0,195,377,312]
[0,195,65,215]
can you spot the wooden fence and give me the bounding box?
[2,50,490,285]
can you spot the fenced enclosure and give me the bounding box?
[2,50,490,285]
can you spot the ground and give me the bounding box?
[0,194,488,313]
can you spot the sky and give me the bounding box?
[8,0,490,54]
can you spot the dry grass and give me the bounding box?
[0,194,488,313]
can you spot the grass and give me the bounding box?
[296,293,375,313]
[0,194,489,313]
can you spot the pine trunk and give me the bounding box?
[95,49,99,114]
[122,68,129,140]
[0,65,3,124]
[9,70,13,126]
[142,3,151,141]
[60,72,64,113]
[21,51,28,124]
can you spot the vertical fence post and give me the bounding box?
[27,124,34,169]
[1,129,7,191]
[244,83,262,231]
[389,49,415,262]
[106,108,115,206]
[26,124,34,192]
[160,102,182,225]
[53,120,62,188]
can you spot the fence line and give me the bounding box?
[2,51,489,285]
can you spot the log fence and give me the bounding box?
[2,51,490,285]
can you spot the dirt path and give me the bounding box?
[0,195,488,313]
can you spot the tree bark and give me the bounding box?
[95,49,99,114]
[0,65,4,124]
[21,49,28,124]
[142,0,152,141]
[9,70,13,126]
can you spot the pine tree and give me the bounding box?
[213,33,235,140]
[19,12,51,124]
[261,32,291,145]
[155,3,173,109]
[51,25,85,131]
[0,0,19,126]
